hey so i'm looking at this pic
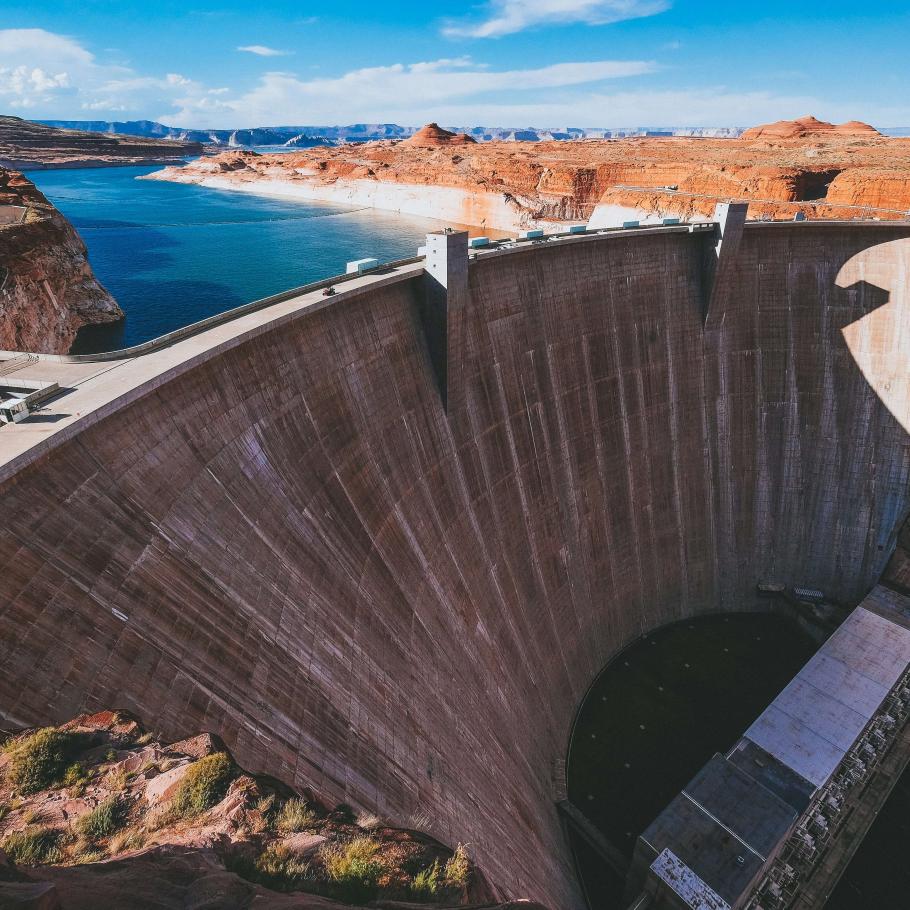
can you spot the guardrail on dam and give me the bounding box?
[1,214,910,908]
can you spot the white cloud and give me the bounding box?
[0,28,206,118]
[0,29,89,110]
[411,88,829,128]
[0,66,71,107]
[0,28,93,64]
[444,0,671,39]
[1,28,906,135]
[237,45,292,57]
[167,57,657,126]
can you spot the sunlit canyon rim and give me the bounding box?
[146,118,910,233]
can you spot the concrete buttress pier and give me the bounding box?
[704,202,749,324]
[420,229,469,411]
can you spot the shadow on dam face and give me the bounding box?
[1,224,910,909]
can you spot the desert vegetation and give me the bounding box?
[0,711,476,907]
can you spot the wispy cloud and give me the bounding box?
[168,57,658,126]
[443,0,671,39]
[2,28,903,134]
[237,45,293,57]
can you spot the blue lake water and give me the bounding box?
[26,164,456,354]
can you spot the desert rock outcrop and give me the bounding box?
[404,123,477,146]
[147,116,910,232]
[741,115,881,140]
[0,168,122,353]
[0,116,203,170]
[0,712,503,910]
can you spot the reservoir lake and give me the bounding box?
[27,163,458,354]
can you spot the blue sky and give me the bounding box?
[2,1,909,128]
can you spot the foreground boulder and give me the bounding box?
[0,711,515,910]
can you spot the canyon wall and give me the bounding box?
[1,225,909,908]
[148,125,910,231]
[0,168,122,353]
[0,116,203,169]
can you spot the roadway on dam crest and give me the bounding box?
[2,220,910,909]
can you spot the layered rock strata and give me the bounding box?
[146,118,910,232]
[0,168,122,353]
[0,116,203,169]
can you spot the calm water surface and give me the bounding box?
[27,164,455,353]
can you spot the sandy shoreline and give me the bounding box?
[144,168,588,234]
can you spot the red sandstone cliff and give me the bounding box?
[147,118,910,231]
[741,115,881,140]
[0,168,122,353]
[405,123,478,146]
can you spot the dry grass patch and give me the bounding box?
[3,826,62,865]
[2,728,84,795]
[356,811,381,830]
[276,798,317,834]
[75,795,127,842]
[172,752,235,818]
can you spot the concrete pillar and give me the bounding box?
[420,230,469,412]
[704,202,749,326]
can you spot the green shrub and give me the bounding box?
[3,729,83,795]
[0,804,9,825]
[411,859,441,897]
[63,763,91,794]
[3,826,62,865]
[172,753,235,818]
[320,837,383,903]
[444,843,470,888]
[276,798,317,834]
[257,843,312,882]
[226,843,314,892]
[76,796,127,842]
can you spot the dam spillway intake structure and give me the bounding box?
[623,586,910,910]
[2,209,910,909]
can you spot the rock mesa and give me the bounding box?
[741,115,881,140]
[147,116,910,233]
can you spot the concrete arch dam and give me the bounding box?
[1,218,910,909]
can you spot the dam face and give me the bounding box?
[1,222,909,909]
